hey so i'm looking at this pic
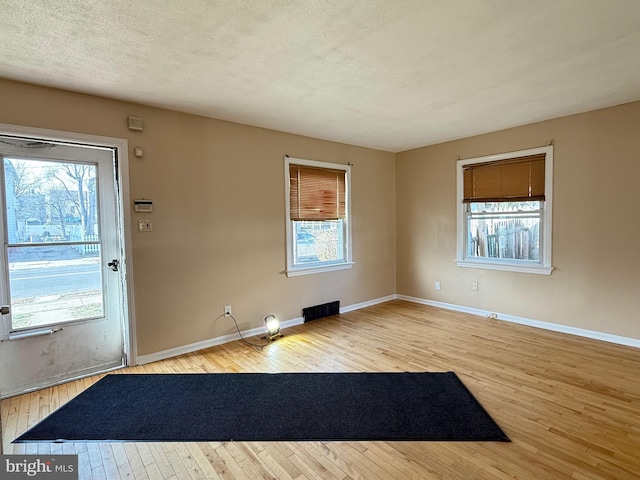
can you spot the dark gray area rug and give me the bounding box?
[15,372,509,442]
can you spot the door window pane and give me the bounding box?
[4,158,99,244]
[8,245,104,329]
[3,157,104,330]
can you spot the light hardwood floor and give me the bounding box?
[2,300,640,479]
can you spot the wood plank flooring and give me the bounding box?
[2,300,640,479]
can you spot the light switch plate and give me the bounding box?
[138,219,152,232]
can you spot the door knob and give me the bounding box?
[108,259,119,272]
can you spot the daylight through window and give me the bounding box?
[457,147,553,274]
[285,157,352,276]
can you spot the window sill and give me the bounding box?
[286,261,354,277]
[456,259,553,275]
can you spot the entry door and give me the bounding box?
[0,138,126,397]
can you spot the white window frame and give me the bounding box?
[456,146,554,275]
[284,156,353,277]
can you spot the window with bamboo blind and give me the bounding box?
[456,146,554,275]
[284,156,352,276]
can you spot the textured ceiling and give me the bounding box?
[1,0,639,152]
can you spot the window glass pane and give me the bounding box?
[467,202,541,261]
[4,157,104,329]
[8,245,104,329]
[294,220,344,265]
[469,201,541,213]
[4,158,98,244]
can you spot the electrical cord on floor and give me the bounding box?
[225,313,269,352]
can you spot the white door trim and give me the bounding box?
[0,123,137,366]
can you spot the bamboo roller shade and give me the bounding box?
[463,153,546,203]
[289,164,346,221]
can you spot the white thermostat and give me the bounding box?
[134,199,153,212]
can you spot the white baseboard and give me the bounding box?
[397,294,640,349]
[340,294,397,313]
[137,317,305,365]
[137,293,639,365]
[137,295,395,365]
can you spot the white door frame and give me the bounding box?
[0,122,137,372]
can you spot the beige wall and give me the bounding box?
[0,79,396,356]
[2,77,639,356]
[397,101,640,340]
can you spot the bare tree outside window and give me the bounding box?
[46,163,98,238]
[3,157,103,329]
[4,158,98,244]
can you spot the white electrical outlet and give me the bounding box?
[224,305,232,317]
[435,281,441,291]
[472,281,478,291]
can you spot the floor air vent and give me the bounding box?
[303,301,340,322]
